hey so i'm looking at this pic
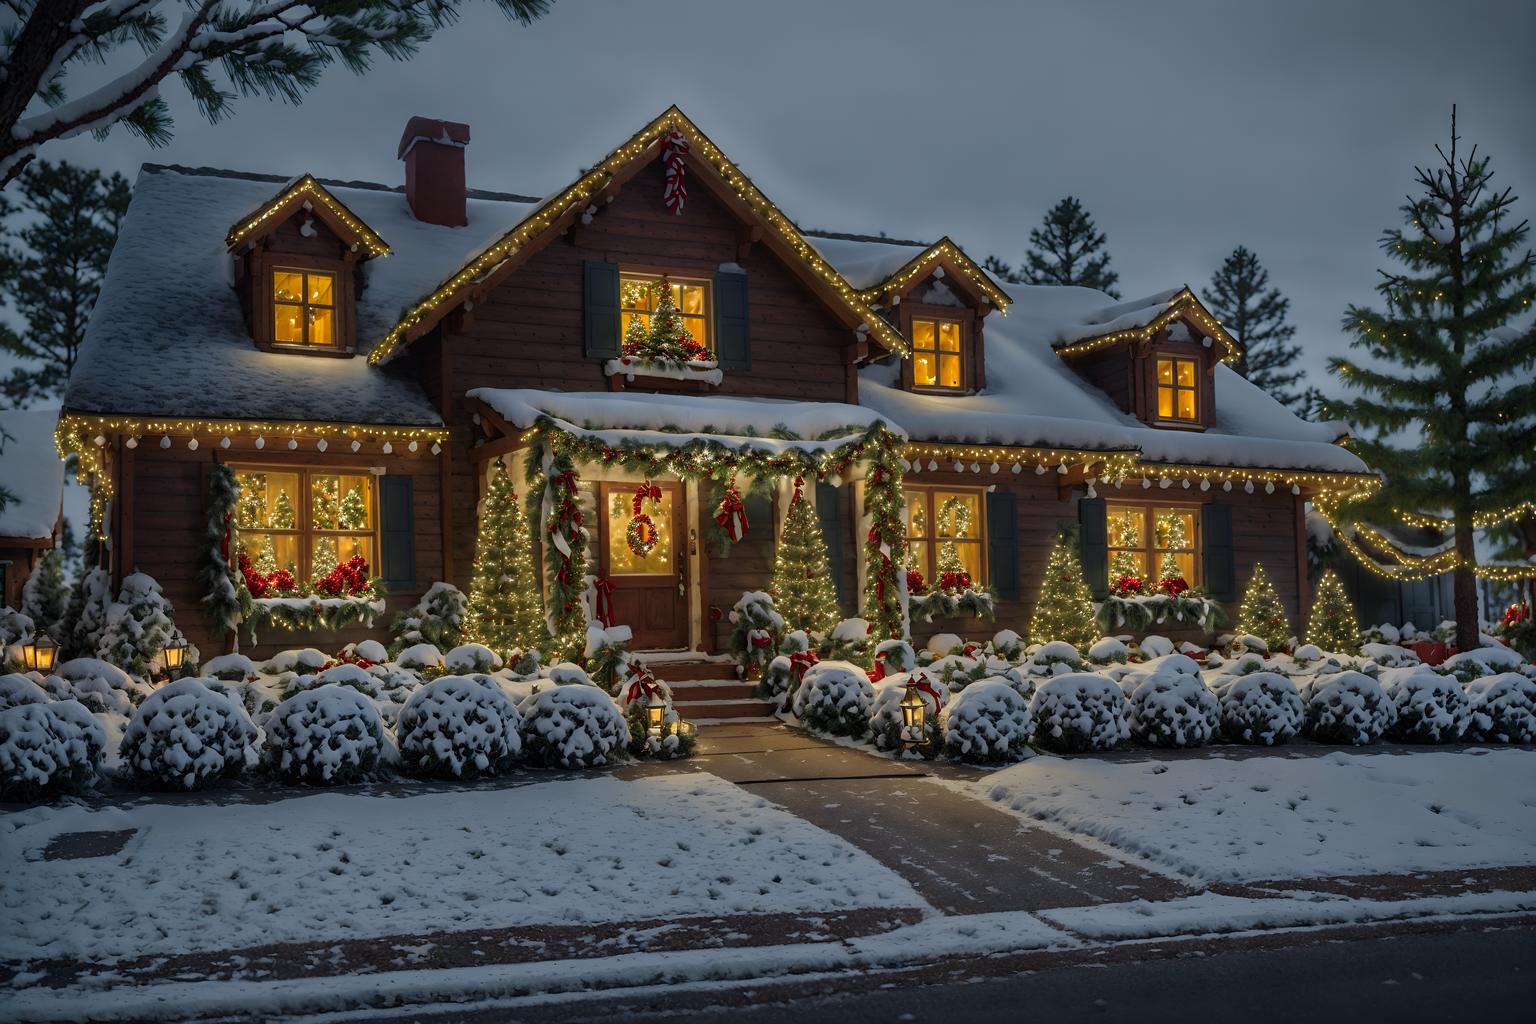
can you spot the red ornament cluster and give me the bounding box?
[1158,575,1190,596]
[1503,602,1530,628]
[1111,574,1145,597]
[314,555,372,597]
[937,570,973,592]
[906,568,927,595]
[238,551,297,598]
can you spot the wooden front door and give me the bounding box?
[597,481,689,649]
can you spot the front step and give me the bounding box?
[673,698,776,720]
[647,659,739,682]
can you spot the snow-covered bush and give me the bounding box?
[729,591,784,678]
[1302,672,1395,745]
[941,679,1034,763]
[96,572,197,677]
[393,643,445,673]
[925,633,964,658]
[120,679,259,790]
[203,653,258,682]
[397,675,523,778]
[1219,672,1304,745]
[519,683,628,768]
[45,658,150,716]
[1361,643,1419,668]
[1443,645,1525,681]
[264,685,389,785]
[389,581,467,657]
[989,629,1024,662]
[0,700,106,800]
[820,618,870,664]
[444,643,502,675]
[1381,669,1470,743]
[1138,635,1175,659]
[0,672,50,710]
[66,566,113,660]
[1027,640,1083,675]
[264,648,330,675]
[1465,673,1536,744]
[867,674,944,754]
[202,678,280,719]
[792,660,874,736]
[1030,673,1130,753]
[1126,674,1219,748]
[349,639,390,664]
[873,638,917,678]
[1087,637,1130,665]
[929,653,986,692]
[284,662,379,700]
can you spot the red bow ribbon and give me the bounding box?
[910,672,945,712]
[662,131,689,215]
[713,486,749,541]
[624,667,663,706]
[750,633,773,648]
[632,482,662,516]
[788,650,820,682]
[552,470,578,492]
[593,577,617,628]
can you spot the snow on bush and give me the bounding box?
[349,639,390,664]
[926,633,964,657]
[264,685,389,785]
[264,649,330,674]
[544,662,594,687]
[1361,642,1419,668]
[519,683,628,769]
[44,658,151,716]
[1465,673,1536,744]
[120,679,260,790]
[203,653,258,682]
[792,660,874,737]
[990,629,1024,661]
[1137,634,1175,659]
[941,678,1034,763]
[0,673,50,710]
[1087,637,1130,664]
[929,653,986,692]
[1443,645,1525,680]
[1301,671,1396,745]
[867,674,943,753]
[1029,640,1083,672]
[1384,671,1470,743]
[1126,674,1219,748]
[397,675,523,778]
[394,643,445,672]
[389,581,467,656]
[1291,643,1323,664]
[1219,672,1304,745]
[1030,673,1130,753]
[0,700,107,800]
[873,638,917,676]
[444,643,502,675]
[820,618,870,663]
[1232,633,1270,656]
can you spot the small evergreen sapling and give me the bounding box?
[768,483,839,638]
[1305,570,1361,654]
[1028,537,1099,652]
[390,582,468,657]
[20,549,69,642]
[96,571,196,677]
[1235,564,1292,653]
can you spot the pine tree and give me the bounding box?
[20,549,69,642]
[311,478,339,529]
[97,571,195,677]
[0,160,131,404]
[1021,197,1120,297]
[272,490,296,529]
[65,566,112,661]
[1235,564,1292,652]
[982,254,1021,284]
[1306,569,1361,654]
[645,278,695,361]
[1155,511,1190,582]
[769,482,839,638]
[464,460,546,655]
[1328,108,1536,651]
[338,486,368,530]
[1028,537,1099,651]
[1204,246,1305,408]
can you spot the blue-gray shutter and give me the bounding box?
[816,481,845,603]
[584,260,621,358]
[714,270,750,370]
[986,490,1019,600]
[1202,502,1235,602]
[1078,496,1108,601]
[379,475,416,592]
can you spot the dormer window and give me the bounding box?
[1155,356,1199,422]
[912,316,964,390]
[273,269,337,348]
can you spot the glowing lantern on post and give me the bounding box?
[21,632,58,674]
[646,691,665,734]
[162,637,189,677]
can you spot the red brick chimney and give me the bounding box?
[398,116,471,227]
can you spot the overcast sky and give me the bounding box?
[16,0,1536,401]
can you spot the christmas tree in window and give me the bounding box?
[1155,511,1190,593]
[272,490,296,529]
[236,474,267,528]
[934,496,975,591]
[465,459,546,655]
[338,485,368,530]
[1235,563,1291,652]
[1305,569,1361,654]
[645,277,709,364]
[769,480,839,638]
[1108,509,1145,594]
[311,477,339,530]
[1029,536,1099,651]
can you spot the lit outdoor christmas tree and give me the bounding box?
[1235,563,1292,651]
[1306,569,1362,654]
[465,459,546,655]
[1029,536,1099,651]
[769,480,839,637]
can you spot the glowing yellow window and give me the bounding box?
[1155,357,1198,421]
[273,268,335,347]
[912,317,963,390]
[619,273,710,350]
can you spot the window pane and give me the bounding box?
[332,534,375,569]
[907,542,931,582]
[1154,509,1195,551]
[914,353,937,386]
[1107,506,1143,548]
[912,319,936,349]
[939,354,961,388]
[607,488,673,574]
[239,532,300,579]
[938,321,961,352]
[1158,387,1174,418]
[236,471,300,530]
[621,277,655,311]
[1157,359,1174,385]
[1177,389,1196,420]
[308,306,334,346]
[1176,359,1196,386]
[935,492,980,538]
[943,541,982,583]
[1109,548,1149,581]
[274,303,304,344]
[905,496,929,540]
[307,272,334,307]
[678,283,705,316]
[274,272,303,303]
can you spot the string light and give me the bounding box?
[225,174,391,258]
[902,442,1139,482]
[1314,493,1536,582]
[857,238,1013,311]
[1052,288,1242,364]
[1395,500,1536,531]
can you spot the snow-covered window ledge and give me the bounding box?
[245,595,387,644]
[604,356,723,386]
[908,588,997,623]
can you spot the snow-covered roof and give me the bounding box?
[860,284,1370,476]
[806,234,931,291]
[66,165,538,424]
[0,409,65,541]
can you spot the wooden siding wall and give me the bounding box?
[116,440,443,659]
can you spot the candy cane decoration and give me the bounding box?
[662,131,689,215]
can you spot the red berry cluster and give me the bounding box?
[314,555,372,597]
[238,551,297,598]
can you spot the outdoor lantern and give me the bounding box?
[162,637,189,674]
[21,632,58,674]
[646,691,666,733]
[670,718,695,738]
[900,682,925,734]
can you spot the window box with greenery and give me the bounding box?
[903,486,995,621]
[1096,503,1223,632]
[231,466,385,641]
[603,273,722,385]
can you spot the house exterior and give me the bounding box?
[59,107,1378,662]
[0,409,64,609]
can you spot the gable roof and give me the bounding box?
[225,173,392,259]
[1051,287,1243,364]
[807,234,1012,310]
[366,106,912,365]
[0,409,64,541]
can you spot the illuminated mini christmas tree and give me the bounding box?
[338,485,368,530]
[1108,509,1144,588]
[272,490,296,529]
[311,477,339,530]
[644,277,703,362]
[1305,569,1361,653]
[1029,536,1099,651]
[254,534,280,576]
[465,459,546,655]
[1155,511,1190,582]
[1235,563,1291,651]
[621,305,651,355]
[235,474,267,528]
[769,481,839,638]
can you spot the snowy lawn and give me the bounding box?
[1,774,924,962]
[969,748,1536,882]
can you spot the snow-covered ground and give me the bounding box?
[0,774,924,962]
[967,748,1536,882]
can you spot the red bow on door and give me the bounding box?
[593,577,617,628]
